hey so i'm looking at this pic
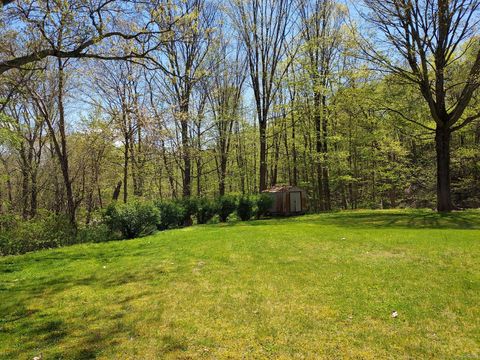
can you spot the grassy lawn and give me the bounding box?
[1,209,479,359]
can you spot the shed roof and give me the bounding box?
[263,185,304,193]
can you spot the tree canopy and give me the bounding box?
[0,0,479,226]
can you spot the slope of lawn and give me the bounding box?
[1,209,479,359]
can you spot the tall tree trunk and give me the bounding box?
[57,59,76,226]
[235,122,246,195]
[271,129,279,187]
[291,112,298,186]
[259,119,267,191]
[0,158,13,209]
[123,131,129,203]
[314,94,324,210]
[30,169,38,217]
[196,120,202,197]
[161,140,176,199]
[219,154,227,196]
[283,118,291,185]
[113,181,122,201]
[435,126,453,212]
[20,153,29,219]
[321,94,331,210]
[130,131,139,197]
[180,99,191,198]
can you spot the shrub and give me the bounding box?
[77,222,112,243]
[0,212,76,256]
[216,195,237,222]
[176,198,197,226]
[155,201,184,230]
[0,214,18,232]
[196,198,217,224]
[237,196,254,221]
[255,193,274,219]
[103,201,159,239]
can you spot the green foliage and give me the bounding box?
[216,195,237,222]
[155,201,185,230]
[103,201,159,239]
[0,214,17,232]
[176,198,198,226]
[0,212,76,256]
[237,196,254,221]
[76,222,112,244]
[255,193,273,219]
[195,198,217,224]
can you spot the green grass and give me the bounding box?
[1,209,479,359]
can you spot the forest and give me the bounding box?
[0,0,479,243]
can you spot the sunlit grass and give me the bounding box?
[1,209,479,359]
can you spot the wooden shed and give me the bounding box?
[262,185,308,216]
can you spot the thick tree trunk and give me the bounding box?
[435,126,453,212]
[112,181,122,201]
[219,155,227,196]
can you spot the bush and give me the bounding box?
[0,214,18,232]
[216,195,237,222]
[237,196,254,221]
[255,193,274,219]
[196,198,217,224]
[155,201,184,230]
[0,212,76,256]
[176,198,197,226]
[77,222,112,243]
[103,201,159,239]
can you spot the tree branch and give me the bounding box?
[378,106,436,132]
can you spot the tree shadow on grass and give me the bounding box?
[303,210,480,230]
[2,315,124,360]
[0,256,165,359]
[206,210,480,230]
[0,276,155,359]
[207,210,480,230]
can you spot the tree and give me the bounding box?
[230,0,297,191]
[152,0,217,197]
[299,0,346,210]
[90,60,146,203]
[359,0,480,211]
[2,79,46,218]
[208,41,246,196]
[0,0,175,75]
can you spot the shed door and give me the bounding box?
[290,192,301,212]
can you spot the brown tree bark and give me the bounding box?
[435,126,453,211]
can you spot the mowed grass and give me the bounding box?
[1,210,479,359]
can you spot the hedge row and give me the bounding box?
[105,194,273,239]
[0,194,273,256]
